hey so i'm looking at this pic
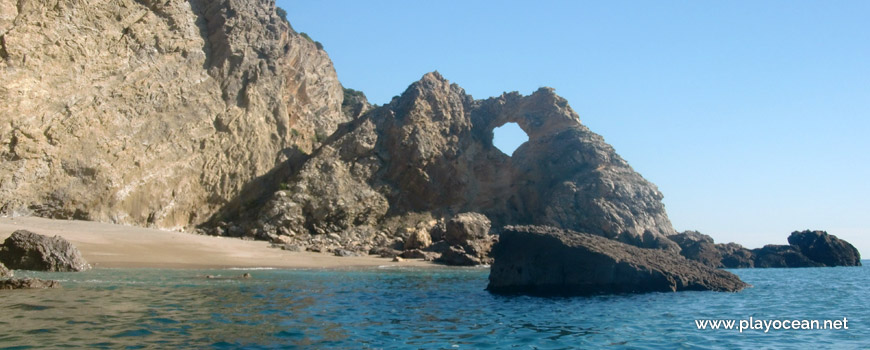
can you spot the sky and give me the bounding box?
[278,0,870,255]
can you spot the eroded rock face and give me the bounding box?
[228,72,678,252]
[0,0,347,229]
[0,230,91,272]
[788,230,861,267]
[0,278,61,290]
[487,226,747,296]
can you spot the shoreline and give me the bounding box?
[0,216,436,270]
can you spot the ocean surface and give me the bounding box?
[2,262,868,349]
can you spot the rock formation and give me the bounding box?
[0,278,61,290]
[432,213,497,266]
[215,72,679,258]
[0,230,91,271]
[752,244,822,268]
[0,0,348,229]
[487,226,748,296]
[0,261,11,278]
[787,230,861,267]
[671,230,861,268]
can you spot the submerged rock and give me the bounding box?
[487,226,748,296]
[0,230,91,272]
[0,278,61,290]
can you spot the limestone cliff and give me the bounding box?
[0,0,347,228]
[217,72,679,252]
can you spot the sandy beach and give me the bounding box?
[0,216,433,269]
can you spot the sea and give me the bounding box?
[1,262,868,349]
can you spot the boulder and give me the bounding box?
[0,278,61,290]
[0,262,12,278]
[445,213,491,245]
[401,249,438,261]
[333,249,363,257]
[437,246,483,266]
[423,240,452,254]
[752,245,822,268]
[0,230,91,272]
[370,246,401,258]
[403,228,433,250]
[787,230,861,267]
[487,226,748,296]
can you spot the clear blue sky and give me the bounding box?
[278,0,870,255]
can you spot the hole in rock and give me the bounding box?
[492,122,528,156]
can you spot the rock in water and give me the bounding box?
[752,245,821,268]
[487,226,747,296]
[0,0,347,229]
[0,261,12,278]
[0,278,61,290]
[0,230,91,271]
[787,230,861,267]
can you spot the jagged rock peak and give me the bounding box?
[219,72,679,253]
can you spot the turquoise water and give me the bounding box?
[1,263,868,349]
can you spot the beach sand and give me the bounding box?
[0,216,434,269]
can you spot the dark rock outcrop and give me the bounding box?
[669,231,755,268]
[0,230,91,272]
[669,231,723,267]
[0,278,61,290]
[487,226,747,296]
[787,230,861,267]
[0,261,11,278]
[673,229,861,268]
[752,245,822,268]
[718,243,755,268]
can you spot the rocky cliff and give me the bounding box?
[214,72,679,254]
[0,0,347,229]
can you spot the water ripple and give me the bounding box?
[1,265,868,348]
